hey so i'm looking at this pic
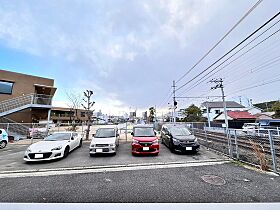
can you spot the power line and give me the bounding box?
[226,55,280,86]
[157,87,173,109]
[176,17,280,97]
[216,38,280,80]
[176,11,280,93]
[227,75,280,96]
[176,0,264,83]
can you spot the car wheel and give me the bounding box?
[0,141,7,149]
[169,142,175,153]
[78,139,82,148]
[63,146,70,158]
[192,150,198,154]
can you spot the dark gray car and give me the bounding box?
[161,124,200,153]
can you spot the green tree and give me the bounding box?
[182,104,205,122]
[272,101,280,118]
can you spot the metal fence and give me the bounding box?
[188,122,279,173]
[0,122,134,143]
[154,121,279,173]
[2,121,279,173]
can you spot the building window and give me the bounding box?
[215,110,220,114]
[0,80,14,95]
[81,112,85,117]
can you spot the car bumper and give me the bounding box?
[173,143,200,152]
[132,143,159,155]
[23,150,64,162]
[89,146,116,154]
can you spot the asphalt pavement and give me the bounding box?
[0,162,279,203]
[0,141,225,172]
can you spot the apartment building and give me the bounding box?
[0,69,56,123]
[51,107,87,123]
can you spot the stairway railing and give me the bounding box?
[0,93,53,114]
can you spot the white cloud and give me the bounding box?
[3,0,277,114]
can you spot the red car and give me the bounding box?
[131,125,159,155]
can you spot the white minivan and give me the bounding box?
[89,127,119,156]
[0,129,8,149]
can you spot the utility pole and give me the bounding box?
[172,80,177,123]
[206,100,211,128]
[210,78,228,133]
[238,96,242,106]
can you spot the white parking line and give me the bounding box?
[0,160,230,179]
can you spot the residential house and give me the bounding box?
[201,101,245,122]
[214,111,256,129]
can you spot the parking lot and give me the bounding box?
[0,140,226,173]
[2,138,280,203]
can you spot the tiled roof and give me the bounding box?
[227,111,256,119]
[201,101,245,108]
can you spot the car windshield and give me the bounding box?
[134,127,155,137]
[169,127,191,136]
[44,133,71,141]
[95,129,115,138]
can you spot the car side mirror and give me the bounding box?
[71,137,74,140]
[154,131,157,135]
[131,132,134,136]
[92,134,95,137]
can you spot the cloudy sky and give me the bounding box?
[0,0,280,115]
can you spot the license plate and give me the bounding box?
[143,147,149,151]
[34,154,43,158]
[96,149,103,153]
[185,147,192,151]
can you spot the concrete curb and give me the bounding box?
[0,158,229,175]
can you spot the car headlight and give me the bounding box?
[110,143,116,147]
[90,144,95,147]
[173,138,180,143]
[132,139,139,144]
[26,147,31,153]
[152,139,159,144]
[51,146,62,151]
[194,138,198,143]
